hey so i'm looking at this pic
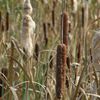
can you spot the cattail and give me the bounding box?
[81,6,84,27]
[21,14,36,57]
[0,11,1,30]
[1,22,4,32]
[56,44,66,99]
[66,57,70,69]
[62,11,69,47]
[0,68,8,97]
[77,42,81,63]
[66,76,69,88]
[52,10,55,28]
[89,47,93,63]
[49,55,53,69]
[23,0,33,15]
[5,11,9,31]
[68,21,71,33]
[43,22,48,46]
[34,43,39,61]
[53,0,57,10]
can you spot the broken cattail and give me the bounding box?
[5,11,9,31]
[43,22,48,46]
[52,10,55,28]
[56,44,66,99]
[53,0,56,10]
[62,11,69,47]
[23,0,33,15]
[34,43,39,61]
[81,6,84,27]
[49,55,53,69]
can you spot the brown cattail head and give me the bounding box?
[49,55,53,69]
[0,11,1,28]
[34,43,39,61]
[89,47,93,63]
[62,11,69,47]
[53,0,57,10]
[1,22,4,32]
[5,11,9,31]
[43,22,48,46]
[56,44,66,99]
[66,56,70,69]
[81,6,84,27]
[52,10,55,28]
[77,42,81,63]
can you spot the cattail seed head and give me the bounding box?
[34,43,39,61]
[66,56,70,69]
[23,0,33,15]
[53,0,57,10]
[21,14,36,57]
[81,6,84,27]
[62,11,69,47]
[89,47,93,63]
[0,11,1,28]
[1,22,4,32]
[77,42,81,63]
[52,10,55,28]
[56,44,66,99]
[5,11,9,31]
[43,22,48,46]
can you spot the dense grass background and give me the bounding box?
[0,0,100,100]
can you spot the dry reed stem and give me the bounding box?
[56,44,66,99]
[49,55,53,69]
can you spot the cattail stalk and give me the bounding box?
[56,44,66,99]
